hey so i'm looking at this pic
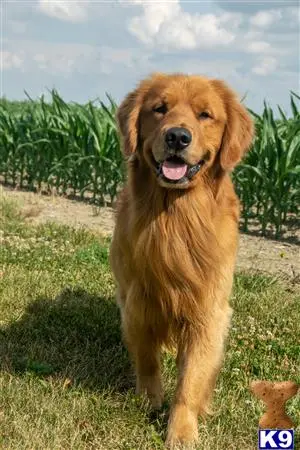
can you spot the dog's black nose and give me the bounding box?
[165,127,192,151]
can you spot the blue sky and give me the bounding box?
[1,0,299,113]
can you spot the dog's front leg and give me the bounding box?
[122,284,164,409]
[166,307,231,448]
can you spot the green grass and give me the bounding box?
[0,198,299,449]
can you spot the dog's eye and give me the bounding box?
[198,111,211,120]
[153,103,168,115]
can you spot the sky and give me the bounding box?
[1,0,300,114]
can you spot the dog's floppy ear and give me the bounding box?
[117,77,157,157]
[211,79,254,171]
[116,89,142,157]
[117,73,165,157]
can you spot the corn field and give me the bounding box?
[232,92,300,236]
[0,91,123,205]
[0,90,299,236]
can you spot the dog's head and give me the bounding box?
[117,73,254,189]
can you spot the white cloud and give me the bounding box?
[169,57,244,82]
[244,30,264,41]
[37,0,91,23]
[126,1,241,50]
[3,40,151,76]
[250,10,282,28]
[247,41,271,54]
[33,52,76,74]
[1,51,24,70]
[252,56,278,76]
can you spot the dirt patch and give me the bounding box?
[1,184,299,282]
[1,185,115,236]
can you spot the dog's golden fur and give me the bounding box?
[110,73,254,448]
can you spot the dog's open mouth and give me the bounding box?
[153,155,204,184]
[162,157,187,181]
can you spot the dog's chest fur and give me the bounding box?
[129,187,223,323]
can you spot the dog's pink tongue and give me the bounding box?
[162,160,187,180]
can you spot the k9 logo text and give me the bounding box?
[258,429,294,450]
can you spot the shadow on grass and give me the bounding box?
[0,287,134,392]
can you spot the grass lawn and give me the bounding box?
[0,197,299,450]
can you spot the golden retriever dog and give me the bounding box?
[110,73,254,448]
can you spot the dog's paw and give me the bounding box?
[166,405,198,449]
[136,375,164,409]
